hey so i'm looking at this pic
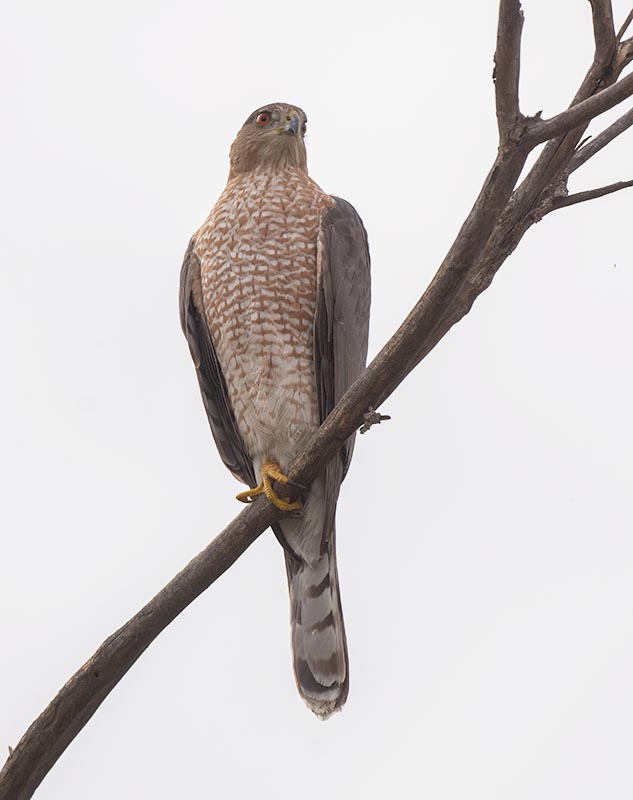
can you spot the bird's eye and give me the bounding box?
[301,121,307,135]
[256,112,272,126]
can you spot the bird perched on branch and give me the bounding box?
[180,102,371,718]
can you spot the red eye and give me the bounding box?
[301,121,307,135]
[256,112,271,126]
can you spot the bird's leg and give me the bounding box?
[235,460,303,511]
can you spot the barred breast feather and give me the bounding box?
[195,166,335,467]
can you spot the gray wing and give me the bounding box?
[179,237,256,488]
[314,197,371,478]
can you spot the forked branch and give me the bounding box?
[3,2,633,799]
[551,178,633,209]
[528,70,633,143]
[570,105,633,171]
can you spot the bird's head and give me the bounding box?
[228,102,308,178]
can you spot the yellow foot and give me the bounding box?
[235,485,265,504]
[235,461,303,512]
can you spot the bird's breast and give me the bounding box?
[196,168,334,462]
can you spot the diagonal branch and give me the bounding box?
[617,7,633,41]
[494,0,524,141]
[0,500,281,800]
[528,70,633,143]
[0,144,534,800]
[569,106,633,171]
[550,178,633,209]
[0,113,533,799]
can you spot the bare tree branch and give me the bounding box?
[407,10,633,361]
[0,128,533,800]
[495,11,630,239]
[0,500,284,800]
[589,0,616,65]
[570,106,633,171]
[616,7,633,41]
[1,150,531,800]
[494,0,524,140]
[614,35,633,73]
[528,70,633,143]
[3,3,633,799]
[550,178,633,209]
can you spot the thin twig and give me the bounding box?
[616,7,633,41]
[569,106,633,172]
[494,0,524,141]
[359,407,391,434]
[551,179,633,209]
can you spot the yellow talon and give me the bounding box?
[235,460,303,512]
[263,462,291,485]
[236,485,265,504]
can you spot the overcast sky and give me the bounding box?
[2,1,633,798]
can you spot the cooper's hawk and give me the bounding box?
[180,103,371,718]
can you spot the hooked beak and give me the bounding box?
[283,112,300,136]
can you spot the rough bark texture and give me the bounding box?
[494,0,524,141]
[2,2,633,798]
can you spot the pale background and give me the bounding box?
[2,1,632,798]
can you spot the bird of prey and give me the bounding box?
[180,102,371,718]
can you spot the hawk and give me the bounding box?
[180,103,371,718]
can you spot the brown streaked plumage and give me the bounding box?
[180,102,370,718]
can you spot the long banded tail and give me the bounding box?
[284,541,348,719]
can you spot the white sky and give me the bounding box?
[2,1,633,798]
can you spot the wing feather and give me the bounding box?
[179,238,256,487]
[314,197,371,478]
